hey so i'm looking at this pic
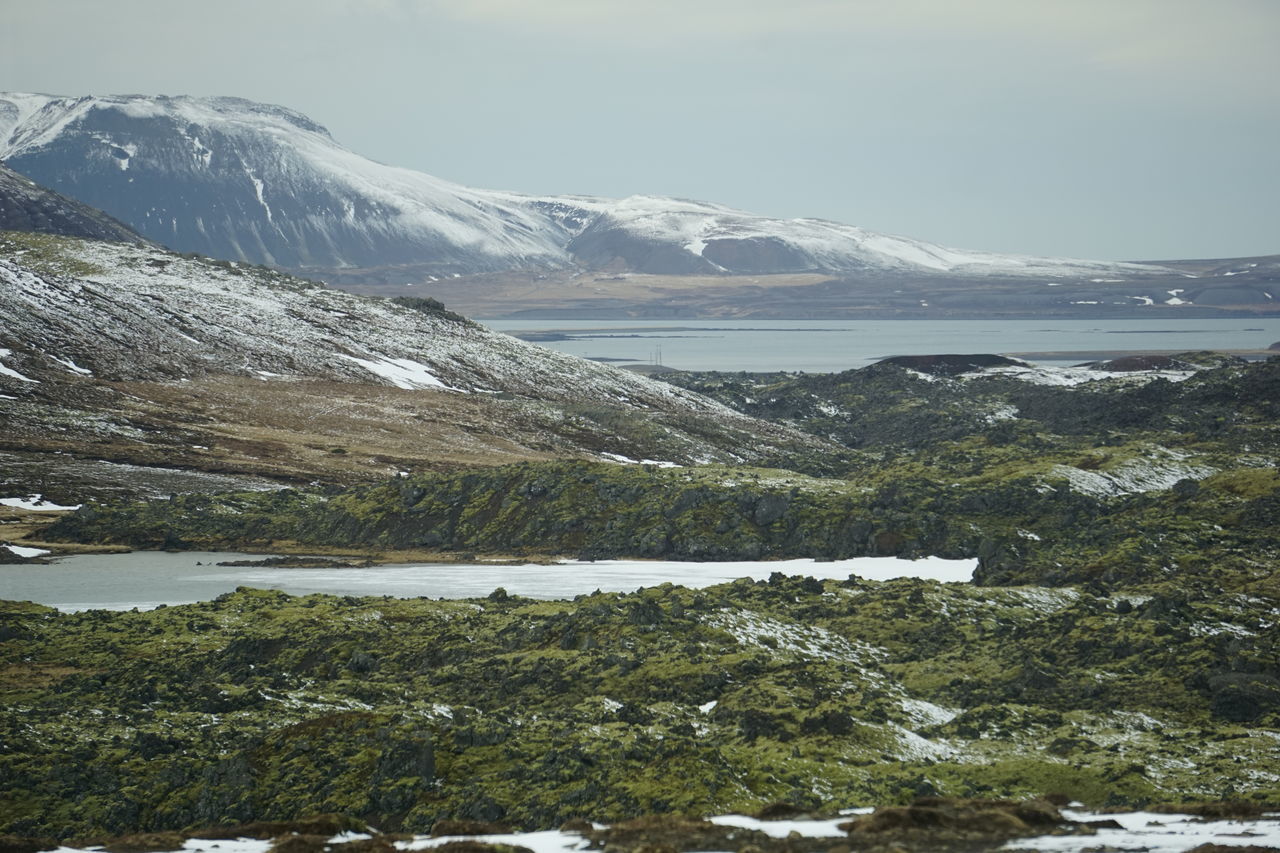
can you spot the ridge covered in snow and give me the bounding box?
[1,92,1189,281]
[0,233,728,409]
[0,231,847,496]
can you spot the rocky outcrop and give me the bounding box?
[1,576,1274,837]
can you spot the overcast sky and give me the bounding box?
[4,0,1277,260]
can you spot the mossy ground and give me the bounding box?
[2,573,1276,838]
[9,357,1279,838]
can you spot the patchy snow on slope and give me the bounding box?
[887,722,959,760]
[706,610,889,667]
[598,452,682,468]
[0,348,38,383]
[1048,448,1217,498]
[0,494,81,510]
[0,233,833,468]
[964,364,1100,386]
[899,697,961,727]
[339,354,455,391]
[0,238,714,407]
[50,355,93,375]
[3,544,50,558]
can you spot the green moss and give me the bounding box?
[2,576,1276,837]
[1,231,108,278]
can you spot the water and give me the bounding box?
[484,318,1280,373]
[0,552,976,611]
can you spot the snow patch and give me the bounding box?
[888,722,958,760]
[899,697,960,726]
[51,355,92,375]
[0,348,38,383]
[338,354,457,391]
[1015,810,1280,853]
[4,544,50,558]
[1049,448,1217,498]
[599,452,681,468]
[0,494,81,511]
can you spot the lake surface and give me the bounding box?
[484,318,1280,372]
[0,552,976,611]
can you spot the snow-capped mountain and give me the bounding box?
[0,93,586,274]
[1,93,1185,281]
[563,194,1173,278]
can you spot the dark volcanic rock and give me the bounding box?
[1086,354,1192,372]
[842,796,1067,838]
[878,353,1028,376]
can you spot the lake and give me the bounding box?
[0,552,976,611]
[484,317,1280,373]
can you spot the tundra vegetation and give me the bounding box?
[4,285,1279,841]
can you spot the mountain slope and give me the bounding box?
[0,93,585,273]
[1,93,1196,286]
[0,160,148,244]
[0,231,839,500]
[563,194,1175,279]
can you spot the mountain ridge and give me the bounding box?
[1,92,1216,286]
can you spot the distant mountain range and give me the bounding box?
[2,92,1277,317]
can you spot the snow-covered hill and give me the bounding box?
[564,194,1176,278]
[1,93,1185,281]
[0,233,707,405]
[0,93,585,273]
[0,231,836,499]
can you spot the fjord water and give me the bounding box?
[1,552,977,611]
[486,318,1280,372]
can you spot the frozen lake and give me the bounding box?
[0,552,976,611]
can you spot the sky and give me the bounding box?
[3,0,1277,261]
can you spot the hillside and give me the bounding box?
[8,93,1274,319]
[0,160,147,244]
[43,355,1280,594]
[0,230,836,502]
